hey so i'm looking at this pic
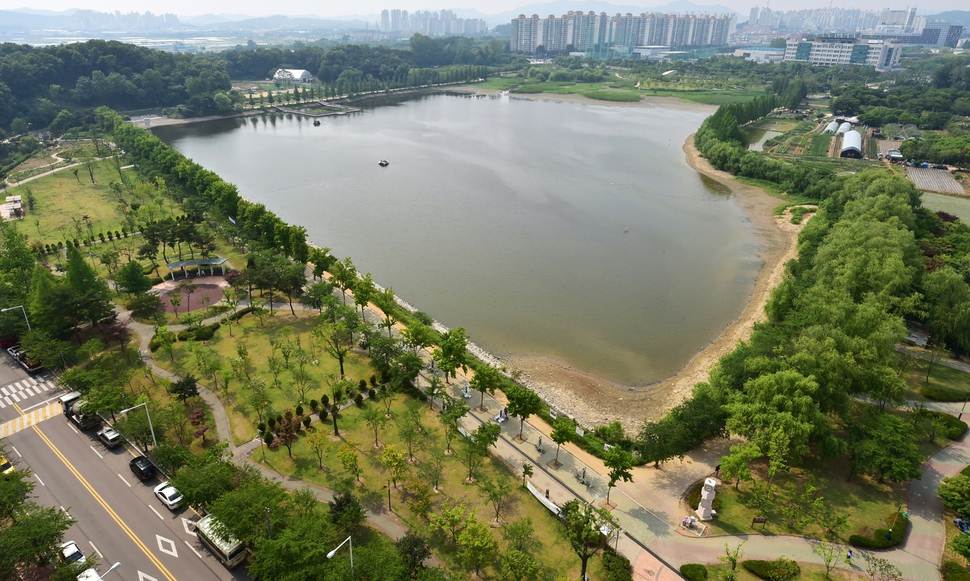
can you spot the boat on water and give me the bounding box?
[313,120,321,126]
[378,160,389,167]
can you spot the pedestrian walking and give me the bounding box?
[714,464,721,477]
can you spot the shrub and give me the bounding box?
[318,408,329,422]
[268,417,276,430]
[228,306,255,321]
[354,393,364,407]
[296,405,304,417]
[302,416,311,429]
[321,394,330,408]
[680,564,708,581]
[358,379,367,391]
[942,560,970,581]
[368,388,376,399]
[742,558,800,580]
[601,550,633,581]
[310,400,319,412]
[849,512,909,549]
[935,412,968,440]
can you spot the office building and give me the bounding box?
[784,36,901,71]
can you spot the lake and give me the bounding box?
[155,93,761,387]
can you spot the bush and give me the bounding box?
[935,412,968,440]
[354,393,364,407]
[942,560,970,581]
[368,388,377,399]
[679,564,708,581]
[742,559,800,580]
[601,550,633,581]
[849,512,909,549]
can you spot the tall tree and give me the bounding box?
[603,447,635,506]
[507,384,543,441]
[558,499,617,581]
[65,245,113,327]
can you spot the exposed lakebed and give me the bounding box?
[156,93,762,390]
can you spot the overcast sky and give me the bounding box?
[7,0,966,17]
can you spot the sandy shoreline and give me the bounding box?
[497,131,806,431]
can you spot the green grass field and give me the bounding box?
[257,392,612,579]
[6,159,179,244]
[905,358,970,402]
[158,311,374,444]
[809,133,833,156]
[474,77,763,105]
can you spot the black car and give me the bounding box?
[129,456,156,482]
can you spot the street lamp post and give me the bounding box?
[0,305,30,331]
[94,562,121,579]
[327,535,353,577]
[118,402,157,449]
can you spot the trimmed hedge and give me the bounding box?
[601,549,632,581]
[849,512,909,549]
[742,558,800,581]
[935,411,969,441]
[679,564,708,581]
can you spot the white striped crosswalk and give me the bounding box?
[0,377,57,409]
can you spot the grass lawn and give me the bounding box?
[904,358,970,402]
[6,159,180,244]
[472,77,761,105]
[700,457,904,541]
[157,311,374,445]
[257,392,611,579]
[703,562,865,580]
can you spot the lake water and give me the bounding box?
[155,93,761,386]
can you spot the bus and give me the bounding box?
[195,515,246,569]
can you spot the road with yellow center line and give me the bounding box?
[13,402,178,581]
[0,400,60,437]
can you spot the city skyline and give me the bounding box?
[5,0,969,19]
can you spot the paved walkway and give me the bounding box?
[899,344,970,374]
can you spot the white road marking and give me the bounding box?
[183,540,203,559]
[1,386,9,395]
[117,473,132,488]
[60,505,70,516]
[34,473,45,486]
[68,424,79,435]
[23,386,35,397]
[89,541,104,559]
[0,398,7,408]
[138,571,159,581]
[148,505,164,521]
[21,395,60,412]
[156,535,178,558]
[89,445,104,460]
[10,446,20,458]
[181,518,197,536]
[10,392,20,402]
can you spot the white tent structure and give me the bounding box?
[273,69,313,83]
[836,122,852,134]
[840,130,863,158]
[824,120,839,134]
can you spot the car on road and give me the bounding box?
[129,455,156,482]
[59,540,86,566]
[97,427,123,449]
[0,454,13,474]
[5,344,43,372]
[153,481,185,510]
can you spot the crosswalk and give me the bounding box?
[0,377,58,409]
[0,401,61,438]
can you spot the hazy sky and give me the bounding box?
[6,0,966,17]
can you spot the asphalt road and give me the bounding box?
[1,354,246,581]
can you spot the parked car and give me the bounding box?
[5,344,42,372]
[97,427,123,449]
[129,456,156,482]
[0,454,14,474]
[153,481,185,511]
[59,540,86,566]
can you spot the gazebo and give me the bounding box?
[166,257,229,280]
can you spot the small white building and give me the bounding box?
[273,68,313,83]
[0,195,23,221]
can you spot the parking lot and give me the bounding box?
[906,167,967,195]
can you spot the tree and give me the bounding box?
[82,383,131,422]
[338,445,362,483]
[115,260,151,294]
[852,414,922,483]
[276,414,298,458]
[721,541,744,575]
[506,384,542,441]
[363,405,388,449]
[421,447,446,493]
[328,491,365,535]
[399,415,422,462]
[380,446,408,489]
[192,346,221,394]
[247,509,335,581]
[397,532,431,575]
[0,504,74,576]
[435,327,468,384]
[353,272,376,320]
[559,499,616,580]
[940,473,970,519]
[812,540,842,579]
[171,451,236,509]
[169,375,199,402]
[318,319,353,378]
[500,549,542,581]
[457,518,497,576]
[65,245,113,327]
[551,417,573,467]
[603,447,634,506]
[860,550,902,580]
[470,364,500,411]
[330,256,357,305]
[305,429,328,470]
[442,396,469,455]
[402,321,436,353]
[208,478,289,545]
[462,423,501,482]
[374,287,398,338]
[521,462,534,486]
[478,477,513,523]
[303,280,335,313]
[720,442,761,490]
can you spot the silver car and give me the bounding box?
[153,481,184,511]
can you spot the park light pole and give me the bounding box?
[0,305,31,331]
[118,402,157,449]
[327,536,353,577]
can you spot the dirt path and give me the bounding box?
[499,136,810,430]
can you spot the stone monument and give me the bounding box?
[695,477,718,521]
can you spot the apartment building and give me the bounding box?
[784,36,901,71]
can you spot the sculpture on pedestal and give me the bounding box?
[696,477,718,521]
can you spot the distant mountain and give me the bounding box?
[489,0,735,25]
[0,9,182,32]
[926,10,970,28]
